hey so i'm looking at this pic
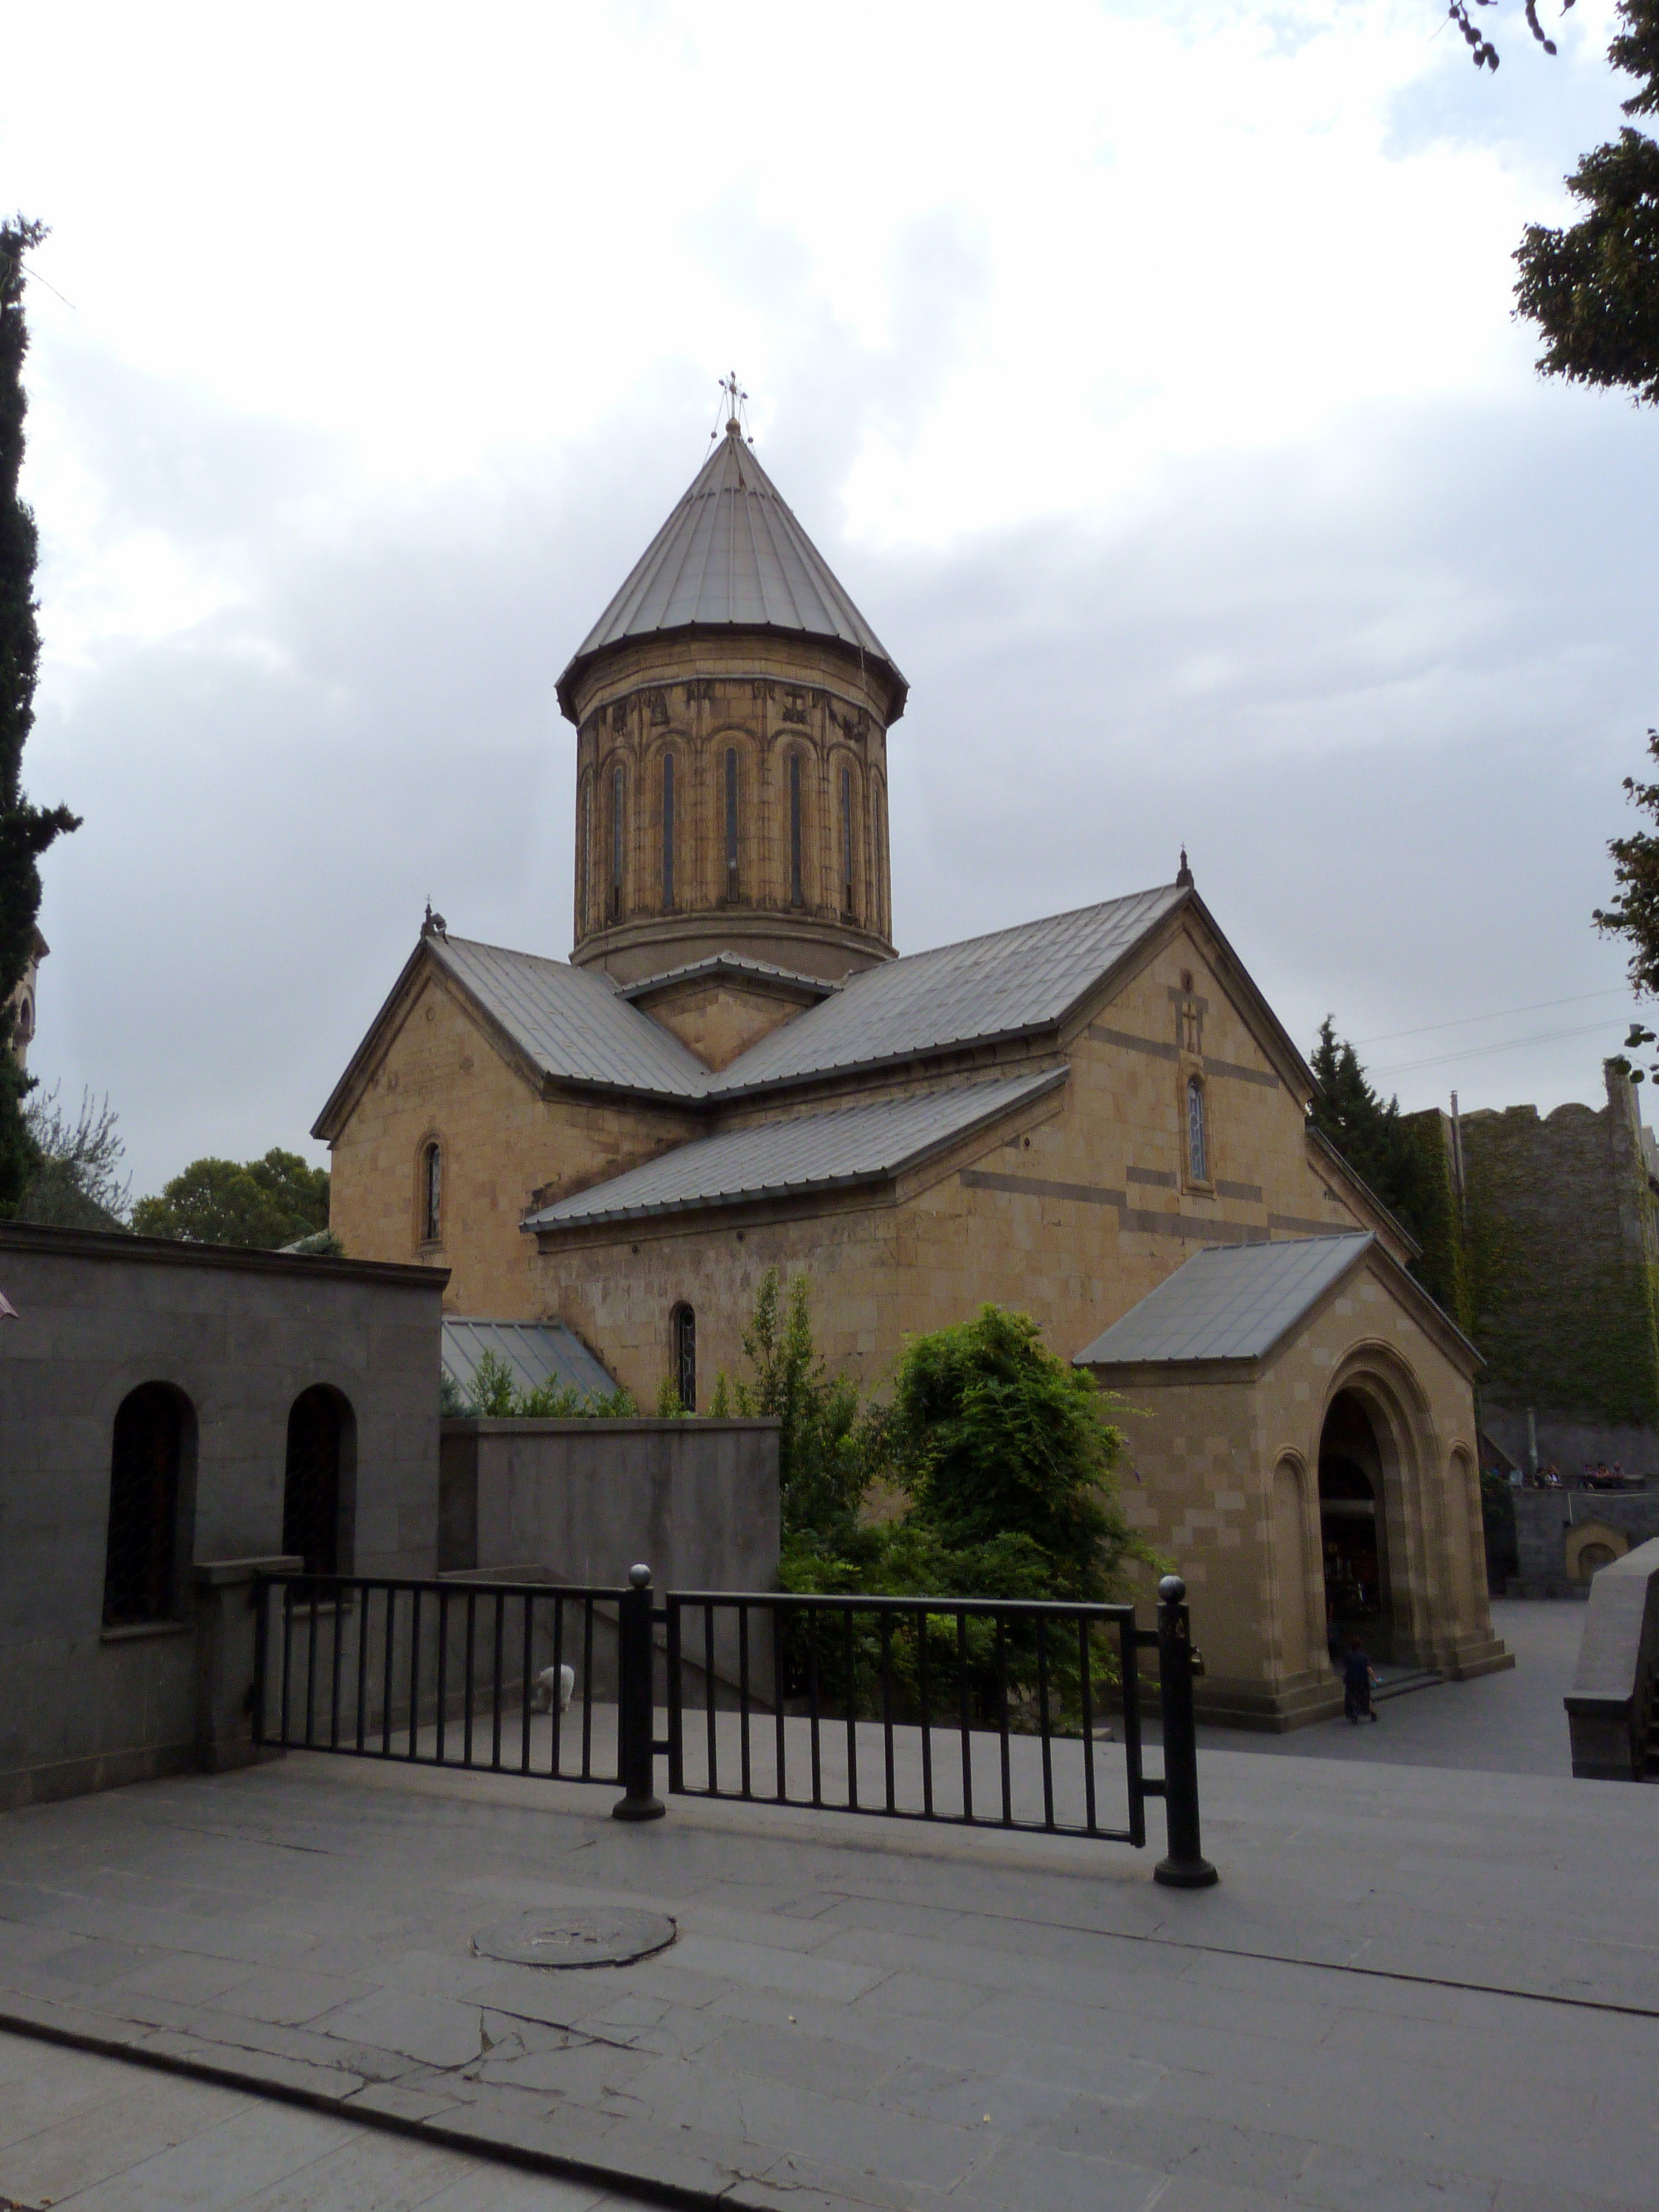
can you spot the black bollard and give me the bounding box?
[1153,1574,1218,1888]
[612,1564,665,1822]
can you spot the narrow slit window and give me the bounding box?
[662,752,675,909]
[789,753,804,909]
[611,763,625,919]
[577,783,589,932]
[725,747,739,898]
[673,1303,696,1414]
[840,765,854,916]
[1186,1077,1208,1184]
[422,1141,442,1243]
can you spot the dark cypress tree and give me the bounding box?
[0,217,79,1214]
[1308,1017,1406,1205]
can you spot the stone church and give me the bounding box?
[317,418,1508,1725]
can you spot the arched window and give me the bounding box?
[789,753,805,909]
[284,1386,355,1577]
[1186,1075,1208,1184]
[103,1383,193,1627]
[839,764,854,918]
[421,1141,442,1245]
[577,780,590,932]
[661,751,676,910]
[17,993,32,1043]
[724,746,740,900]
[611,762,625,920]
[672,1303,697,1414]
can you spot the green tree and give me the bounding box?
[1309,1017,1408,1206]
[883,1305,1141,1602]
[725,1269,869,1544]
[1594,728,1659,1021]
[1514,0,1659,402]
[132,1147,330,1248]
[18,1084,130,1230]
[0,218,79,1213]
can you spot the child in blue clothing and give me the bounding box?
[1343,1638,1379,1724]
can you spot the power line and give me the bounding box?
[1355,987,1630,1050]
[1371,1019,1621,1079]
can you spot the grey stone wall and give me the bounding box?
[438,1417,781,1594]
[1511,1485,1659,1597]
[1463,1064,1659,1457]
[0,1224,446,1809]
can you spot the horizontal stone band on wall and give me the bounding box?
[1085,1025,1280,1089]
[960,1168,1270,1245]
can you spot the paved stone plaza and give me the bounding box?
[0,1601,1655,2212]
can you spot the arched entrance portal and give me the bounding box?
[1319,1389,1393,1664]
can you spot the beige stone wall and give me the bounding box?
[1089,1253,1501,1727]
[530,917,1391,1407]
[630,977,817,1072]
[326,972,698,1318]
[567,634,896,984]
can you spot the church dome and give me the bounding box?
[556,426,907,724]
[562,421,902,992]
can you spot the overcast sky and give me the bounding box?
[8,0,1657,1197]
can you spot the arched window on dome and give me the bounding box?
[576,779,590,933]
[789,753,805,909]
[1186,1075,1209,1186]
[611,763,625,921]
[661,751,676,910]
[724,747,740,901]
[839,764,854,919]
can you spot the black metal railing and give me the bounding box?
[252,1565,1216,1886]
[252,1574,624,1786]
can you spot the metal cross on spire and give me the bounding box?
[713,369,753,445]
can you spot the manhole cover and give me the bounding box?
[470,1905,678,1969]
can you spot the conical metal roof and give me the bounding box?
[556,429,907,721]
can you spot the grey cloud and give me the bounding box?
[23,343,1658,1196]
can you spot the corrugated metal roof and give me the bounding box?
[430,934,712,1099]
[556,431,907,719]
[442,1317,618,1403]
[526,1068,1067,1230]
[712,888,1186,1096]
[1073,1234,1371,1367]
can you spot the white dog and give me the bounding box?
[532,1664,576,1715]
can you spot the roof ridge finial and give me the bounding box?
[1175,848,1194,889]
[713,368,752,446]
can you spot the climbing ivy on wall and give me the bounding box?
[1457,1099,1659,1429]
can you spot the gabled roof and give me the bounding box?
[617,953,840,1004]
[442,1316,617,1404]
[526,1068,1067,1230]
[311,932,713,1137]
[556,429,906,720]
[430,936,712,1098]
[1074,1234,1374,1367]
[710,887,1187,1097]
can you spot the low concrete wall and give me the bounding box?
[0,1224,446,1810]
[1511,1487,1659,1598]
[438,1416,781,1593]
[1564,1537,1659,1780]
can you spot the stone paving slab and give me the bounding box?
[0,1746,1655,2211]
[0,2025,634,2208]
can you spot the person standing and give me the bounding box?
[1343,1637,1379,1724]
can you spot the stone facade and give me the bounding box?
[1082,1246,1503,1727]
[0,1223,445,1808]
[569,636,898,986]
[1462,1062,1659,1477]
[531,915,1386,1409]
[314,426,1500,1727]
